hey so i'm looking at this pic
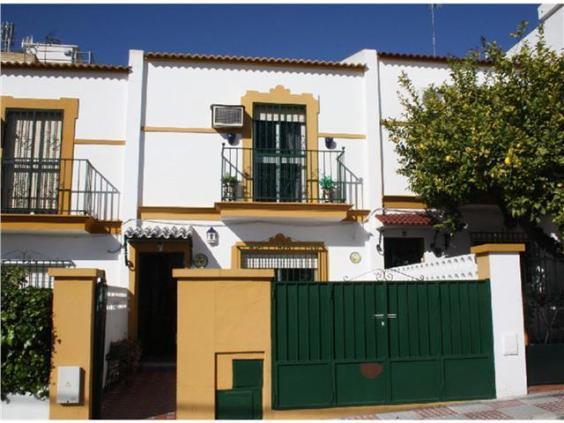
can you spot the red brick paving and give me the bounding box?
[101,365,176,420]
[463,410,512,420]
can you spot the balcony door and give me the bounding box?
[252,104,306,202]
[1,109,63,213]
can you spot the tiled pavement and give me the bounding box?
[343,390,564,420]
[101,363,176,420]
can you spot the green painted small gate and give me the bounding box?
[272,280,496,409]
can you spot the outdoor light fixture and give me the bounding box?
[206,227,219,246]
[324,137,336,149]
[227,133,237,145]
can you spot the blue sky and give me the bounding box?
[2,4,539,65]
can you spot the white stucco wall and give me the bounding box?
[0,69,127,142]
[507,4,563,55]
[1,394,49,420]
[378,58,452,196]
[140,60,368,208]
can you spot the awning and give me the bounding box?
[124,224,193,240]
[375,213,433,226]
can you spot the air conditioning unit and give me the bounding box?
[211,105,244,128]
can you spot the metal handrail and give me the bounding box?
[1,157,120,221]
[221,145,363,208]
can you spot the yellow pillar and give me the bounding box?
[48,268,104,420]
[174,268,274,419]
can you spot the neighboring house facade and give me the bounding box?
[1,14,561,417]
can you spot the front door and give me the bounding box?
[138,252,183,361]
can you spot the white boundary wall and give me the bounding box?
[389,254,478,280]
[1,394,49,420]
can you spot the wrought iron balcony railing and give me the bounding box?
[221,145,363,209]
[1,158,120,221]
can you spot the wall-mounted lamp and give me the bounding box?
[324,137,336,149]
[226,133,237,145]
[206,227,219,246]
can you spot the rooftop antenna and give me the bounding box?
[1,22,15,52]
[429,4,441,57]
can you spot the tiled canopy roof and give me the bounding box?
[375,213,433,226]
[124,225,192,240]
[145,51,366,71]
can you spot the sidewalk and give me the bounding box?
[343,389,564,420]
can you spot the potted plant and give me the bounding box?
[319,175,336,203]
[222,174,239,201]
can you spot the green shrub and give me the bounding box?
[1,266,53,400]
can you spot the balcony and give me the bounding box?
[1,158,120,234]
[218,146,366,222]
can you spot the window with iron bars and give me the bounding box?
[1,259,75,289]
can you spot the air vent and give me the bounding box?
[211,105,244,128]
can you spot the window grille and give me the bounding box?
[1,259,74,288]
[242,252,317,269]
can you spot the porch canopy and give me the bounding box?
[124,223,193,240]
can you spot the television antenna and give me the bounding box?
[429,4,442,57]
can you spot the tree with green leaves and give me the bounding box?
[384,25,564,247]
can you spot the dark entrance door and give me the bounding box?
[138,252,183,361]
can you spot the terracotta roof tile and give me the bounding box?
[1,61,130,73]
[376,213,433,226]
[145,51,366,71]
[378,51,492,66]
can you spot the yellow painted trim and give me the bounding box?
[48,268,100,419]
[74,139,126,145]
[127,240,191,341]
[216,201,351,221]
[139,204,364,222]
[344,209,371,222]
[318,132,366,140]
[231,234,329,281]
[172,268,274,280]
[383,195,427,209]
[0,214,121,234]
[49,268,104,279]
[475,254,490,279]
[241,85,320,200]
[142,126,232,134]
[138,206,220,221]
[470,243,526,255]
[1,96,79,213]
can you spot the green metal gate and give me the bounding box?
[272,280,495,409]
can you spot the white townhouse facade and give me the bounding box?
[1,13,562,417]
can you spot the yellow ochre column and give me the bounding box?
[48,268,103,420]
[174,269,274,419]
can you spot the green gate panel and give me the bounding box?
[216,389,261,420]
[273,280,496,410]
[335,362,387,406]
[443,357,496,400]
[390,360,442,402]
[233,359,263,389]
[276,363,332,408]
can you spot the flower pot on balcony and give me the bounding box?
[322,187,335,203]
[319,176,336,203]
[222,176,239,201]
